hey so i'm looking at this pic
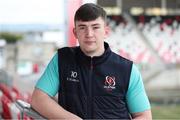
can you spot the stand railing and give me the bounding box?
[15,99,46,120]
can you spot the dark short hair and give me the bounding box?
[74,3,107,23]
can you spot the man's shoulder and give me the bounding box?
[57,46,80,58]
[111,51,133,64]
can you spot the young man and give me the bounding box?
[31,3,152,119]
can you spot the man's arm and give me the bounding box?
[131,109,152,120]
[31,88,82,120]
[127,64,152,119]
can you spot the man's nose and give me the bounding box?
[86,28,93,36]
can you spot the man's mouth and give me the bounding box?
[84,41,95,44]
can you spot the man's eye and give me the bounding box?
[79,27,85,30]
[93,26,100,29]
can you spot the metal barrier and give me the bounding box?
[15,99,46,120]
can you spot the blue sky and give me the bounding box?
[0,0,65,24]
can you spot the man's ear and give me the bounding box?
[104,26,111,39]
[73,28,77,38]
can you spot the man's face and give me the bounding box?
[73,17,109,56]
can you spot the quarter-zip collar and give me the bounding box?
[77,42,111,66]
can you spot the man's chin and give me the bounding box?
[83,48,96,56]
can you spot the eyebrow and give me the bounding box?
[92,24,100,26]
[77,24,86,27]
[77,23,100,27]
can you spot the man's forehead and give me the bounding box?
[75,17,105,26]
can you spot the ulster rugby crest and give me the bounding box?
[104,76,116,91]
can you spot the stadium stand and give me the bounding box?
[135,15,180,63]
[0,83,31,119]
[106,15,180,64]
[106,15,156,64]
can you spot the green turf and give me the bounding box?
[151,104,180,119]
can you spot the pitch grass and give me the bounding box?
[151,104,180,119]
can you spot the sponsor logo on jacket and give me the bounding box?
[104,76,116,91]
